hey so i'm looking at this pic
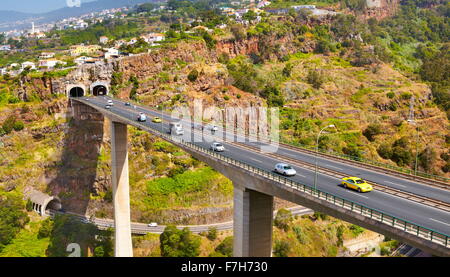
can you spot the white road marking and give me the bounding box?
[429,218,450,227]
[249,157,263,163]
[345,190,369,199]
[327,165,344,170]
[384,181,406,188]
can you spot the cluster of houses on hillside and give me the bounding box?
[0,32,167,77]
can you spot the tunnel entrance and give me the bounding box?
[70,87,85,97]
[93,85,107,96]
[46,199,62,211]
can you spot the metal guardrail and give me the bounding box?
[170,136,449,249]
[76,99,450,249]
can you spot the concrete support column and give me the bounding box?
[111,121,133,257]
[233,184,274,257]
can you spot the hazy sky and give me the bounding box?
[0,0,96,13]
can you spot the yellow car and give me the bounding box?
[341,177,373,192]
[152,117,162,123]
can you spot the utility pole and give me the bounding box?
[407,96,419,177]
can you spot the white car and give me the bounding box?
[107,99,114,106]
[210,125,219,132]
[210,142,225,152]
[137,112,147,122]
[274,163,296,176]
[105,104,111,109]
[148,222,158,227]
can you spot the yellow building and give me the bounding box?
[70,45,102,56]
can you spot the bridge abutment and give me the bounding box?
[111,121,133,257]
[233,184,274,257]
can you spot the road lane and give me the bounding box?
[77,96,450,235]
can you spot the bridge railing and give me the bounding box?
[164,136,449,249]
[76,99,449,249]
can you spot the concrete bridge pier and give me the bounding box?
[233,184,274,257]
[111,121,133,257]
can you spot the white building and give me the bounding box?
[140,33,166,44]
[21,61,36,70]
[257,1,271,8]
[39,52,55,59]
[0,45,11,51]
[104,48,120,59]
[99,36,109,44]
[74,56,89,65]
[38,59,65,68]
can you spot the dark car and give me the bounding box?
[125,102,131,106]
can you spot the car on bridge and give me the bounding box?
[125,102,131,106]
[107,99,114,106]
[105,104,111,109]
[152,117,162,123]
[137,112,147,122]
[148,222,158,227]
[210,142,225,152]
[274,163,297,176]
[169,122,184,135]
[341,177,373,192]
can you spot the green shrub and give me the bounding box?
[160,226,201,257]
[274,209,293,231]
[391,146,413,166]
[187,69,199,82]
[313,211,328,221]
[236,94,241,99]
[223,95,230,101]
[349,224,365,237]
[206,227,217,241]
[37,218,53,239]
[1,115,16,134]
[13,120,24,131]
[215,236,233,257]
[363,124,383,142]
[0,193,30,252]
[386,91,395,99]
[8,96,20,104]
[292,226,308,244]
[306,70,324,89]
[377,143,392,159]
[273,240,290,257]
[343,144,363,160]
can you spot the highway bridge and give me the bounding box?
[69,95,450,257]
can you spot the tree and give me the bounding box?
[46,214,98,257]
[307,70,324,89]
[206,227,217,241]
[214,236,233,257]
[274,208,293,231]
[377,143,392,159]
[38,218,53,239]
[391,146,413,167]
[160,225,201,257]
[0,193,30,251]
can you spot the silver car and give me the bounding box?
[274,163,296,176]
[210,142,225,152]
